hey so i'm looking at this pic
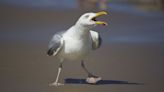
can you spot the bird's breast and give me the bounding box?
[62,36,91,61]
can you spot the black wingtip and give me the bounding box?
[47,49,54,56]
[98,34,102,48]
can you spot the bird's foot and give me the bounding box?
[86,76,102,84]
[49,82,64,86]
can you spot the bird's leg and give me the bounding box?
[50,59,64,86]
[81,60,101,84]
[81,60,95,77]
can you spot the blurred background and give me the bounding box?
[0,0,164,92]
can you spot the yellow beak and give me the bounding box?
[94,11,108,25]
[95,11,107,17]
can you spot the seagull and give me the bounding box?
[47,11,108,86]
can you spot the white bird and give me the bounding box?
[47,11,108,86]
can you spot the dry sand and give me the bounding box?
[0,5,164,92]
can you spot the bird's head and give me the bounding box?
[76,11,108,28]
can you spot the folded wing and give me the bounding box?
[47,31,65,56]
[90,30,102,50]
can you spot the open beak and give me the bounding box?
[91,11,108,26]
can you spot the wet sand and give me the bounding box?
[0,5,164,92]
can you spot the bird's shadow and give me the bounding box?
[65,78,143,85]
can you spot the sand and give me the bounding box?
[0,5,164,92]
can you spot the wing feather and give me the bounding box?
[47,31,65,56]
[90,30,102,50]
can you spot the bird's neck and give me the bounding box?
[75,23,91,31]
[67,24,90,39]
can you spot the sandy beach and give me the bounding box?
[0,5,164,92]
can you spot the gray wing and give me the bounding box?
[47,31,65,56]
[90,30,102,50]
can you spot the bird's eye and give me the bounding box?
[84,15,89,18]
